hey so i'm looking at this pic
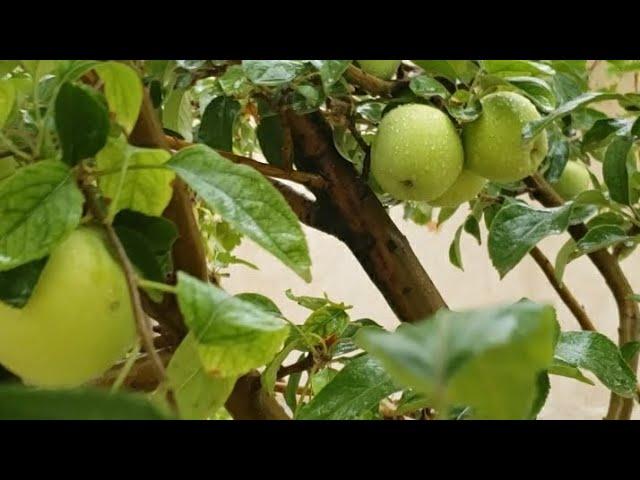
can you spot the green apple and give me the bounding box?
[463,91,548,183]
[0,227,136,388]
[357,60,401,80]
[551,161,591,200]
[371,104,464,201]
[429,169,487,207]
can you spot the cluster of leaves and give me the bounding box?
[0,60,638,420]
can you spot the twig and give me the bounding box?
[344,64,408,97]
[81,184,166,383]
[163,134,327,189]
[277,355,315,379]
[525,173,640,420]
[529,246,597,331]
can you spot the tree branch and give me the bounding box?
[164,135,327,189]
[129,88,289,420]
[525,173,639,420]
[285,110,447,323]
[345,64,408,97]
[529,246,596,332]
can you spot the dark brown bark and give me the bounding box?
[285,111,448,323]
[525,174,639,420]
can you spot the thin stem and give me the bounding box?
[164,134,327,189]
[81,183,166,384]
[529,246,597,331]
[137,278,178,294]
[110,339,141,393]
[0,132,31,161]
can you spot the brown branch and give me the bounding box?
[129,87,289,420]
[286,110,447,323]
[277,355,314,379]
[164,134,326,189]
[529,246,597,332]
[525,173,640,420]
[345,64,408,97]
[93,350,173,391]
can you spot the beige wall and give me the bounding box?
[223,63,640,419]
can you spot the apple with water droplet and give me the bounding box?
[463,91,548,183]
[551,161,591,200]
[357,60,401,80]
[371,104,464,201]
[429,169,487,207]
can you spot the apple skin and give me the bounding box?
[551,161,591,200]
[0,227,136,388]
[371,104,464,202]
[463,91,548,183]
[429,169,488,207]
[357,60,401,80]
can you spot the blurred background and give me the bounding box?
[223,62,640,420]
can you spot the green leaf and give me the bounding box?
[55,82,110,166]
[356,301,557,420]
[620,341,640,365]
[554,238,577,284]
[488,202,586,278]
[581,118,632,152]
[285,288,332,311]
[302,305,350,338]
[163,88,193,142]
[198,95,240,151]
[176,272,289,378]
[114,225,164,283]
[575,224,631,255]
[21,60,57,81]
[243,60,305,86]
[0,385,168,420]
[0,79,16,128]
[607,60,640,72]
[505,76,556,112]
[312,60,351,92]
[0,257,47,308]
[96,136,175,217]
[529,372,550,419]
[311,368,338,394]
[632,116,640,138]
[256,114,285,167]
[235,292,282,315]
[296,355,397,420]
[413,60,477,84]
[0,160,83,271]
[523,92,626,141]
[603,136,634,205]
[464,215,482,245]
[167,333,236,419]
[548,358,595,385]
[217,65,253,98]
[113,210,177,256]
[555,331,637,397]
[168,145,311,281]
[480,60,555,76]
[409,75,449,99]
[449,226,464,270]
[94,61,143,134]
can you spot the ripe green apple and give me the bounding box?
[429,169,488,207]
[0,227,136,388]
[371,103,464,201]
[463,91,548,183]
[551,161,591,200]
[357,60,401,80]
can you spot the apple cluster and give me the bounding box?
[359,60,591,207]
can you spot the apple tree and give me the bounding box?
[0,59,639,420]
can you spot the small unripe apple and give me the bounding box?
[0,227,136,388]
[551,161,591,200]
[429,169,487,207]
[371,104,464,201]
[357,60,401,80]
[463,91,548,183]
